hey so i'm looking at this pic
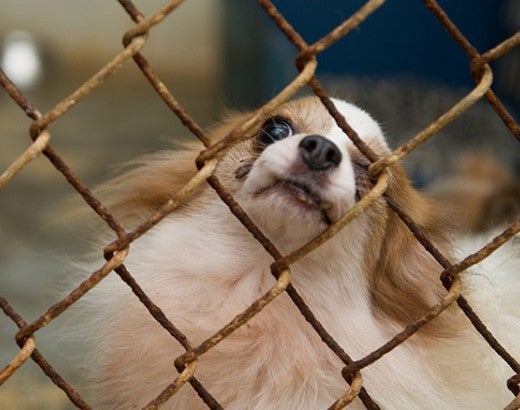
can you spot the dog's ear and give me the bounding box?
[94,146,201,225]
[368,165,459,336]
[90,109,257,226]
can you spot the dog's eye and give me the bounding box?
[257,117,293,146]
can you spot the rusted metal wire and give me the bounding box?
[196,56,318,165]
[0,128,51,188]
[174,269,292,368]
[0,69,126,237]
[0,295,91,409]
[279,170,390,267]
[369,64,494,176]
[296,0,385,65]
[104,158,218,255]
[385,194,520,382]
[143,360,199,410]
[204,173,383,408]
[15,248,129,345]
[29,37,147,139]
[342,275,463,379]
[117,0,214,146]
[443,218,520,283]
[113,264,223,409]
[0,336,35,385]
[121,0,184,47]
[424,0,520,142]
[504,395,520,410]
[508,374,520,397]
[472,32,520,69]
[1,0,520,409]
[328,371,364,410]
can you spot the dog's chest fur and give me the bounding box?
[85,204,512,409]
[76,97,520,409]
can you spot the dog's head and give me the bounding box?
[215,97,458,333]
[215,96,392,246]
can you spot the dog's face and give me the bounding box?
[216,97,391,246]
[214,96,452,331]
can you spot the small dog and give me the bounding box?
[77,97,520,409]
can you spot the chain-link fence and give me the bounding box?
[1,0,519,408]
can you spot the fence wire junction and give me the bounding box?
[1,0,520,409]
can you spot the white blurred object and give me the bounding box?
[1,30,42,90]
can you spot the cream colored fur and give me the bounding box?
[72,97,520,409]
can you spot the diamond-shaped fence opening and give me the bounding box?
[1,1,519,409]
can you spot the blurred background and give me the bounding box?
[1,0,519,408]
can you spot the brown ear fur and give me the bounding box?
[95,145,202,224]
[368,165,460,337]
[96,112,255,225]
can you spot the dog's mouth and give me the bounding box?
[255,178,333,224]
[248,156,373,226]
[280,180,331,210]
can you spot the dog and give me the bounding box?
[75,96,520,409]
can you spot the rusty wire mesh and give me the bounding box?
[1,0,520,408]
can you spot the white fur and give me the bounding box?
[72,99,520,409]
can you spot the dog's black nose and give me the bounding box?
[299,135,342,171]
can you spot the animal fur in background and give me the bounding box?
[428,153,520,234]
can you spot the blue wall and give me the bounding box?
[271,0,507,87]
[223,1,518,111]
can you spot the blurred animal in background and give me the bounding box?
[428,153,520,234]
